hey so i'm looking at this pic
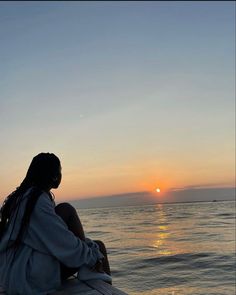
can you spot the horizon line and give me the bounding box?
[66,185,236,202]
[69,199,236,211]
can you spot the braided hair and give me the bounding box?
[0,153,61,250]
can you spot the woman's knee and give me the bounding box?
[55,202,76,213]
[55,202,77,221]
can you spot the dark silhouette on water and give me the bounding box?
[0,153,111,294]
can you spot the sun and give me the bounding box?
[156,188,161,193]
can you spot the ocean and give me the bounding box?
[76,200,235,295]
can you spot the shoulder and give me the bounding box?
[35,191,55,214]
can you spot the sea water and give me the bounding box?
[76,201,235,295]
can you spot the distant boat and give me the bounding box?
[212,200,217,202]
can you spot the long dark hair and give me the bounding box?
[0,153,61,248]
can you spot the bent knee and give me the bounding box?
[55,202,77,218]
[56,202,75,211]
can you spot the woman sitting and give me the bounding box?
[0,153,111,295]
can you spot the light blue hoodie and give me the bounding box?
[0,189,103,295]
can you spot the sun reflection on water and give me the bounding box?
[152,204,173,255]
[151,203,191,256]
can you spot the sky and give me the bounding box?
[0,1,235,203]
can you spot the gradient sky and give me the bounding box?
[0,1,235,202]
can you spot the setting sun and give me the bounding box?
[156,188,161,193]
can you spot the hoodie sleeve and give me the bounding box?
[25,193,104,268]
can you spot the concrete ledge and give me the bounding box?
[52,279,128,295]
[0,279,128,295]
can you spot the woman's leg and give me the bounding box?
[94,240,111,276]
[55,202,85,280]
[55,202,85,241]
[55,203,111,280]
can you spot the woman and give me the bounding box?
[0,153,111,295]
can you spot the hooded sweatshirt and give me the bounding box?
[0,188,103,295]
